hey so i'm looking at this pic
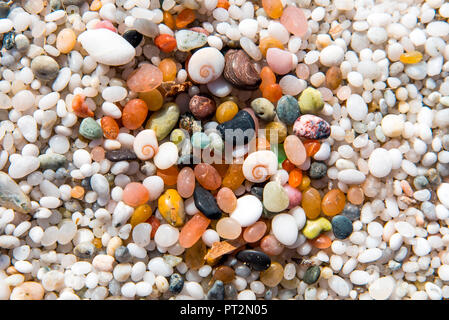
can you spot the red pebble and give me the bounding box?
[154,34,177,53]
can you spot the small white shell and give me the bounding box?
[133,129,158,160]
[242,150,278,183]
[187,47,225,84]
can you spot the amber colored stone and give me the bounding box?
[260,235,284,256]
[216,217,242,240]
[177,167,195,198]
[157,166,179,186]
[121,99,148,130]
[282,159,296,172]
[159,58,177,82]
[213,265,235,283]
[217,0,230,9]
[175,8,195,29]
[259,66,277,92]
[184,239,207,270]
[311,234,332,249]
[216,187,237,213]
[147,215,160,239]
[347,186,364,205]
[222,164,245,190]
[299,176,311,191]
[400,51,423,64]
[263,83,283,103]
[93,238,102,249]
[259,37,284,57]
[325,66,342,90]
[90,0,102,10]
[163,11,175,30]
[127,63,163,92]
[158,189,185,227]
[302,187,321,219]
[71,94,94,118]
[216,101,239,123]
[260,262,284,287]
[154,34,177,53]
[264,121,287,144]
[71,186,84,199]
[288,168,303,188]
[303,140,321,157]
[179,213,210,248]
[139,89,163,112]
[101,116,119,139]
[243,221,267,243]
[122,182,150,207]
[321,189,346,217]
[204,238,246,261]
[130,204,152,227]
[194,163,222,191]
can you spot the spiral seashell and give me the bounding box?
[187,47,225,84]
[242,150,278,183]
[133,129,159,160]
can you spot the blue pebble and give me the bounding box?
[331,215,353,239]
[169,273,184,293]
[276,95,300,125]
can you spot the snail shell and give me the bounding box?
[242,150,278,183]
[133,129,159,160]
[187,47,225,84]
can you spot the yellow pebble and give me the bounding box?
[90,0,102,11]
[92,238,102,249]
[130,204,152,227]
[139,89,163,111]
[216,101,239,123]
[299,176,311,191]
[399,51,423,64]
[56,28,77,54]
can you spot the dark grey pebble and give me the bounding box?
[105,149,138,162]
[309,162,327,179]
[331,215,353,239]
[236,250,271,271]
[193,185,222,220]
[224,283,237,299]
[342,203,360,221]
[114,246,131,263]
[207,280,225,300]
[123,30,143,48]
[303,266,320,284]
[3,31,14,50]
[217,110,256,146]
[39,153,67,170]
[169,273,184,294]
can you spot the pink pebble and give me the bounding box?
[266,48,296,75]
[280,6,308,38]
[284,185,302,209]
[94,20,117,33]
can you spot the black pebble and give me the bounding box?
[2,31,14,50]
[309,161,327,179]
[123,30,143,48]
[250,186,264,200]
[169,273,184,293]
[236,250,271,271]
[81,177,92,191]
[193,185,222,220]
[331,215,353,239]
[217,110,255,146]
[207,280,225,300]
[105,149,138,162]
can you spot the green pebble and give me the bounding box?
[302,217,332,239]
[303,266,321,285]
[191,132,211,149]
[298,87,324,114]
[146,102,180,141]
[79,117,103,140]
[263,181,289,213]
[170,129,186,145]
[38,153,67,170]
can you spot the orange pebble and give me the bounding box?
[311,234,332,249]
[282,159,296,172]
[217,0,230,9]
[262,0,283,19]
[259,66,277,91]
[101,116,119,139]
[321,189,346,217]
[154,34,177,53]
[259,37,284,57]
[163,11,175,30]
[179,213,211,249]
[93,238,103,249]
[303,140,321,157]
[175,8,196,29]
[121,99,148,130]
[159,58,177,82]
[72,95,94,118]
[147,216,160,239]
[288,168,303,188]
[122,182,150,207]
[71,186,85,199]
[263,83,283,103]
[90,0,102,11]
[157,166,179,186]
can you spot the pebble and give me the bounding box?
[331,215,353,239]
[176,30,207,52]
[250,98,276,121]
[271,214,298,246]
[217,110,256,145]
[189,95,216,120]
[309,162,327,179]
[368,276,395,300]
[342,204,360,221]
[9,156,40,180]
[79,118,103,140]
[328,275,350,297]
[236,250,271,271]
[223,49,261,89]
[31,56,59,80]
[298,87,324,114]
[263,181,289,213]
[146,103,180,141]
[337,169,366,185]
[230,195,263,227]
[123,30,143,48]
[346,94,368,121]
[293,115,330,140]
[106,149,138,162]
[78,29,136,66]
[169,273,184,293]
[368,148,392,178]
[207,280,225,300]
[0,172,31,213]
[437,183,449,208]
[303,266,321,284]
[319,45,345,67]
[276,95,300,125]
[193,185,222,220]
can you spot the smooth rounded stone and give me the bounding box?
[114,246,131,263]
[368,276,395,300]
[405,62,427,80]
[79,117,103,140]
[207,77,233,97]
[346,94,368,121]
[293,115,330,140]
[123,30,143,48]
[280,6,308,37]
[217,110,255,145]
[381,114,404,138]
[284,135,306,166]
[303,266,320,284]
[146,103,180,141]
[337,169,366,185]
[328,275,350,297]
[158,189,185,227]
[309,162,327,179]
[319,45,345,67]
[31,56,59,80]
[250,98,275,121]
[413,238,431,256]
[189,94,216,120]
[154,224,179,248]
[169,273,184,293]
[105,149,138,162]
[74,242,96,259]
[242,150,278,183]
[413,176,429,190]
[127,63,163,93]
[15,34,30,52]
[193,185,221,220]
[10,282,44,300]
[368,148,392,178]
[342,204,360,221]
[437,183,449,208]
[331,215,353,239]
[271,214,298,246]
[9,156,39,180]
[0,172,31,213]
[78,28,136,66]
[187,47,225,84]
[236,250,271,271]
[266,48,297,75]
[176,30,207,52]
[3,31,14,50]
[90,174,110,197]
[277,95,300,125]
[133,18,159,38]
[38,154,67,171]
[263,181,289,213]
[223,49,261,90]
[298,87,324,114]
[17,115,37,143]
[358,248,383,263]
[207,280,225,300]
[230,195,263,227]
